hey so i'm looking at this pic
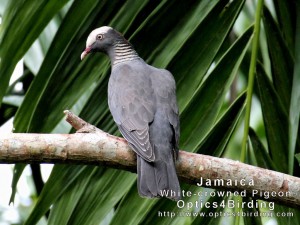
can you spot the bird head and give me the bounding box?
[81,26,122,60]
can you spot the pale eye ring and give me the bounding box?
[96,34,104,40]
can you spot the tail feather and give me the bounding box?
[137,156,157,196]
[137,155,181,201]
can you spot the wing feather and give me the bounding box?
[108,63,155,161]
[118,124,154,161]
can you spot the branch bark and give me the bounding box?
[0,110,299,209]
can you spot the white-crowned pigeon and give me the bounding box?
[81,26,180,200]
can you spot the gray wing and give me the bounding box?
[108,63,156,161]
[152,68,180,159]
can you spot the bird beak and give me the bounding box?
[81,47,92,60]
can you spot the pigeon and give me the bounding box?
[81,26,181,200]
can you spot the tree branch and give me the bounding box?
[0,110,299,209]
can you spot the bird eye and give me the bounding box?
[96,34,104,40]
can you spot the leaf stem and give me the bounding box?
[240,0,264,162]
[288,2,300,174]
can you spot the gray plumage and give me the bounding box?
[81,26,180,200]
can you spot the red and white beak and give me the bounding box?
[80,47,92,60]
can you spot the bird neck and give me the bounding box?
[109,40,140,65]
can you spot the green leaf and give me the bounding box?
[256,63,289,173]
[263,6,294,109]
[13,0,114,133]
[272,0,296,54]
[273,205,300,225]
[196,92,246,157]
[0,0,69,104]
[25,165,88,225]
[241,197,263,225]
[9,164,26,204]
[295,154,300,166]
[150,0,219,68]
[77,75,113,131]
[180,26,252,151]
[24,16,61,75]
[288,2,300,174]
[109,181,159,225]
[248,128,278,170]
[48,167,98,225]
[50,169,136,225]
[171,0,246,110]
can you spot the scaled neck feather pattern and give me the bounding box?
[112,40,140,65]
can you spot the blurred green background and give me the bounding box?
[0,0,299,224]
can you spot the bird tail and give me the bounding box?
[137,155,181,201]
